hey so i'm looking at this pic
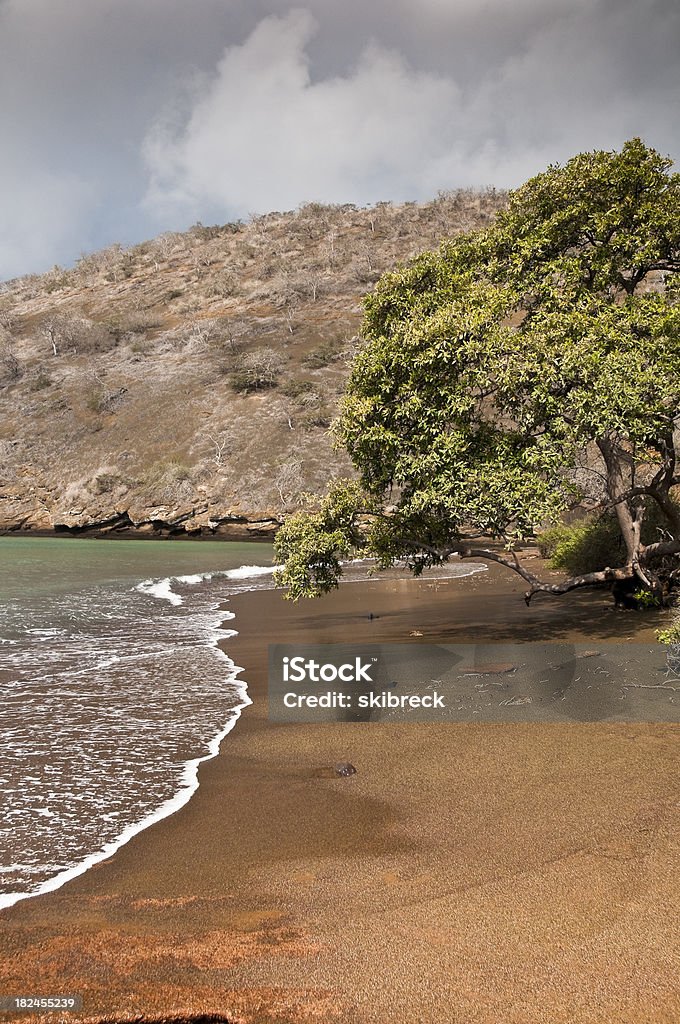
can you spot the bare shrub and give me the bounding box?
[205,430,235,466]
[273,458,304,509]
[0,337,21,385]
[163,319,222,352]
[109,310,162,338]
[42,265,72,293]
[40,314,117,356]
[149,232,185,270]
[144,460,195,502]
[300,411,332,430]
[231,347,284,393]
[204,271,240,298]
[75,243,134,284]
[92,470,129,495]
[29,370,52,391]
[188,221,224,243]
[84,381,127,415]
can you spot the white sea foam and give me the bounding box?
[1,547,274,911]
[0,551,486,912]
[0,589,251,911]
[135,577,184,605]
[225,564,276,580]
[0,668,250,911]
[135,563,278,607]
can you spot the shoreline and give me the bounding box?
[0,561,483,912]
[1,564,679,1023]
[0,565,257,913]
[0,528,278,542]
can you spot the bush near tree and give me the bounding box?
[275,140,680,617]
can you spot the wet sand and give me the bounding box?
[1,561,679,1023]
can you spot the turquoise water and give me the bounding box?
[0,536,275,908]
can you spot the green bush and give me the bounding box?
[280,378,315,398]
[301,341,340,369]
[538,502,680,578]
[658,620,680,645]
[537,516,625,575]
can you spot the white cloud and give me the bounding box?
[0,0,677,277]
[143,4,680,225]
[142,9,466,221]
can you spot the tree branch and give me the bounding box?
[454,545,543,588]
[521,565,634,604]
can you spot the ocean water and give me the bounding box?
[0,536,486,911]
[0,536,276,910]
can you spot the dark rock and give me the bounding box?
[612,577,641,609]
[334,761,357,777]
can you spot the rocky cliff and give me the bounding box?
[0,192,504,538]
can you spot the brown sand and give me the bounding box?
[1,563,679,1024]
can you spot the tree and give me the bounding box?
[274,140,680,605]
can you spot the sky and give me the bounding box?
[0,0,678,280]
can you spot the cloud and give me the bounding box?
[0,0,241,279]
[143,10,465,222]
[143,3,680,225]
[0,0,678,278]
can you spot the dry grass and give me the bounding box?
[0,192,506,535]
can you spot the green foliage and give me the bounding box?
[632,588,663,609]
[537,517,625,576]
[539,500,680,576]
[301,341,341,368]
[657,621,680,645]
[274,481,368,598]
[276,140,680,600]
[280,378,316,398]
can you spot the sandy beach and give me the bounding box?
[1,561,679,1024]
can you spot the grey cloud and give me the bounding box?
[0,0,678,280]
[143,1,680,223]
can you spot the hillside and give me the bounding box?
[0,191,505,539]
